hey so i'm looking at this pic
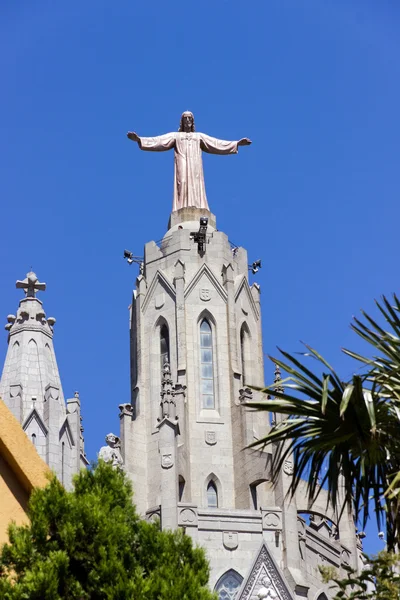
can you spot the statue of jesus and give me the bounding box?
[127,111,251,212]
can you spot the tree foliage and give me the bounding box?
[246,295,400,550]
[320,551,400,600]
[0,461,215,600]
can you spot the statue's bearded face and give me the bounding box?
[181,113,194,132]
[183,115,193,131]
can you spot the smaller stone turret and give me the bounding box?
[0,271,88,488]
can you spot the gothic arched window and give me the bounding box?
[31,433,36,446]
[207,480,218,508]
[200,319,214,409]
[160,324,170,372]
[214,569,243,600]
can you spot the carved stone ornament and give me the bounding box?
[119,403,134,418]
[179,508,197,526]
[200,288,211,301]
[341,548,351,566]
[161,453,173,469]
[205,430,217,445]
[155,293,165,309]
[223,531,239,551]
[263,512,281,529]
[98,433,124,469]
[283,459,294,476]
[237,543,295,600]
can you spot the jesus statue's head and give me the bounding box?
[179,111,195,133]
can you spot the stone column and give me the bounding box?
[66,391,81,475]
[157,361,180,530]
[174,259,186,376]
[273,368,308,596]
[337,475,359,569]
[251,283,264,387]
[222,262,239,374]
[44,384,61,478]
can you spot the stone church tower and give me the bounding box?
[120,206,361,600]
[0,271,88,489]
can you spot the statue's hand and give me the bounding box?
[127,131,140,143]
[238,138,252,146]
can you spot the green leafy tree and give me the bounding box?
[320,551,400,600]
[246,295,400,550]
[0,461,216,600]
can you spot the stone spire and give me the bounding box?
[0,272,87,487]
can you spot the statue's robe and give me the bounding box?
[138,132,239,212]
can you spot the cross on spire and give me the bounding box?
[16,271,46,298]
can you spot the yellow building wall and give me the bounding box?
[0,454,29,545]
[0,400,51,546]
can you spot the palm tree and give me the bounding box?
[246,295,400,551]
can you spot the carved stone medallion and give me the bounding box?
[155,293,165,309]
[283,459,294,476]
[161,453,173,468]
[263,512,280,529]
[180,508,197,525]
[223,531,238,550]
[199,288,211,301]
[205,430,217,445]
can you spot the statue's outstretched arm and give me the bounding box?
[127,131,176,152]
[200,133,251,155]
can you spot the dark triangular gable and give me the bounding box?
[22,408,48,437]
[237,542,295,600]
[59,416,75,448]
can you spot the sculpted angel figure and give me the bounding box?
[127,111,251,212]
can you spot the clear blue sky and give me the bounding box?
[1,0,399,554]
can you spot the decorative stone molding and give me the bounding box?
[239,387,253,403]
[178,506,198,527]
[283,459,294,476]
[10,384,23,400]
[237,543,295,600]
[119,403,134,418]
[262,511,281,530]
[159,361,176,420]
[44,384,60,403]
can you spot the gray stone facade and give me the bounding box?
[0,272,88,489]
[121,207,362,599]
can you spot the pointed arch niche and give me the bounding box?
[214,569,243,600]
[240,322,252,386]
[204,473,222,509]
